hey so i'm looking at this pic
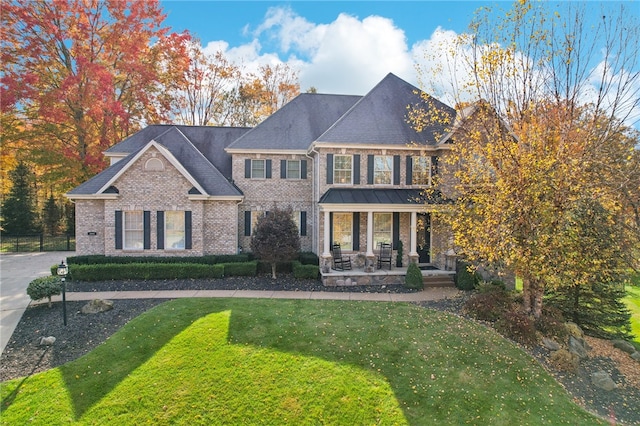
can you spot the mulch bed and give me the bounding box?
[2,275,638,425]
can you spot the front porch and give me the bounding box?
[321,264,456,287]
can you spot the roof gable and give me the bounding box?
[226,93,361,152]
[316,73,456,146]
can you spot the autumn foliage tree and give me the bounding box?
[250,207,301,279]
[1,0,190,191]
[417,0,640,319]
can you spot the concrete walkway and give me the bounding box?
[1,251,461,355]
[0,252,70,355]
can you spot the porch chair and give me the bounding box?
[331,243,352,270]
[376,242,393,270]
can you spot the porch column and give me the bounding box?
[323,210,331,257]
[366,211,374,256]
[409,211,418,258]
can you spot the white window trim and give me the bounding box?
[334,154,353,185]
[412,156,432,186]
[286,160,301,179]
[251,159,266,179]
[165,211,186,250]
[123,211,144,250]
[333,212,353,251]
[374,155,393,185]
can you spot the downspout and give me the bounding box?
[306,144,320,256]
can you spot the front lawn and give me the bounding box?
[624,284,640,346]
[1,299,602,425]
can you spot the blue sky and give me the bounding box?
[158,0,639,127]
[159,1,496,94]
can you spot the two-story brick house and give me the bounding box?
[66,73,460,284]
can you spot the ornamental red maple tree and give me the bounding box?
[1,0,190,189]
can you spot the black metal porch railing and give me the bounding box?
[0,234,76,252]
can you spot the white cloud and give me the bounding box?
[199,7,421,95]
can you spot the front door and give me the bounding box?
[416,213,431,263]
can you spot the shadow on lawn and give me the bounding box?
[58,299,219,419]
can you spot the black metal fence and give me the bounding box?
[0,234,76,252]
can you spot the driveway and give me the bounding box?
[0,251,71,355]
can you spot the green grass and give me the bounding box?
[1,299,603,425]
[624,284,640,346]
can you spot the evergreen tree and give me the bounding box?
[250,207,301,279]
[1,162,39,234]
[42,194,61,235]
[546,198,633,339]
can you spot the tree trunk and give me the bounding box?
[271,263,277,279]
[522,277,544,318]
[48,296,52,308]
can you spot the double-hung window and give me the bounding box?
[373,213,392,247]
[374,155,393,184]
[412,156,431,185]
[333,155,352,184]
[251,159,266,179]
[286,160,300,179]
[165,211,186,249]
[123,211,144,250]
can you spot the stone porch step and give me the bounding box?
[422,274,456,288]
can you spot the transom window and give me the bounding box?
[373,213,392,247]
[334,155,352,184]
[165,211,185,249]
[123,211,143,250]
[286,160,300,179]
[412,156,431,185]
[333,212,353,250]
[374,155,393,185]
[251,159,266,179]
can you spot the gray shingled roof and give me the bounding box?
[105,125,250,179]
[68,127,243,197]
[226,93,361,151]
[317,73,455,146]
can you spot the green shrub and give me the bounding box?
[455,261,480,291]
[550,349,580,374]
[292,261,319,279]
[298,252,319,265]
[463,289,512,322]
[70,263,224,281]
[495,307,537,346]
[222,261,257,277]
[535,306,568,339]
[404,262,424,290]
[67,254,249,266]
[27,276,63,307]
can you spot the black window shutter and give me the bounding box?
[157,211,165,249]
[143,211,151,250]
[431,156,439,179]
[185,211,192,249]
[406,156,413,185]
[300,211,307,236]
[280,160,287,178]
[326,154,333,184]
[301,160,307,179]
[266,159,272,179]
[353,155,360,185]
[393,155,401,185]
[244,211,251,236]
[353,212,360,251]
[245,159,252,178]
[367,155,374,184]
[393,212,400,249]
[115,210,122,249]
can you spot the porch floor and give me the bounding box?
[321,264,456,287]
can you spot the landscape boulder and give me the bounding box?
[591,370,617,391]
[612,340,636,355]
[40,336,56,346]
[565,322,584,339]
[542,337,561,351]
[631,352,640,362]
[81,299,114,314]
[568,335,589,358]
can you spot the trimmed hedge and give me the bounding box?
[221,261,257,277]
[69,263,224,281]
[404,262,424,290]
[67,254,250,266]
[292,261,319,279]
[298,252,319,265]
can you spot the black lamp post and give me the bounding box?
[57,261,68,326]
